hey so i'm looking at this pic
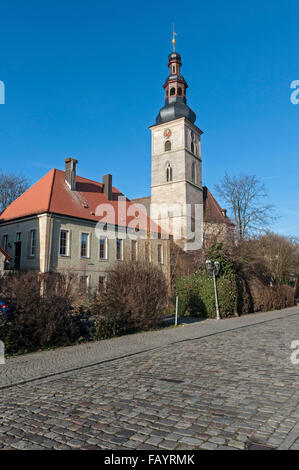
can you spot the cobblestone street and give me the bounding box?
[0,308,299,450]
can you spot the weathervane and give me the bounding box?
[172,24,177,51]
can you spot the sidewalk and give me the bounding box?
[1,306,298,389]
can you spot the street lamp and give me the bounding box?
[205,260,221,320]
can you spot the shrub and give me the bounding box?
[248,278,295,312]
[0,272,92,354]
[176,270,238,319]
[92,261,168,339]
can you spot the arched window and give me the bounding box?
[165,140,171,152]
[177,87,182,96]
[170,87,175,96]
[172,66,175,74]
[166,164,173,182]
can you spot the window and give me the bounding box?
[172,66,175,73]
[177,87,182,96]
[131,240,137,261]
[29,230,36,257]
[2,234,8,251]
[191,162,196,183]
[79,276,88,292]
[80,233,90,258]
[145,242,150,262]
[158,244,163,264]
[16,232,21,242]
[99,237,108,260]
[166,164,173,182]
[98,276,106,293]
[165,140,171,152]
[191,204,196,233]
[170,87,175,96]
[60,230,69,256]
[191,141,194,154]
[116,238,123,260]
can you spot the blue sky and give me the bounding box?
[0,0,298,236]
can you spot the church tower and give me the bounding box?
[150,35,204,250]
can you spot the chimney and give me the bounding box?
[102,174,112,201]
[65,158,78,191]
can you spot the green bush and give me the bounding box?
[176,270,238,319]
[176,246,239,319]
[94,313,128,340]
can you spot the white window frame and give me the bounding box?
[79,275,89,292]
[29,230,36,257]
[116,238,124,261]
[131,240,138,261]
[59,229,70,257]
[2,234,8,251]
[99,236,108,261]
[98,275,106,293]
[158,244,164,264]
[80,232,91,258]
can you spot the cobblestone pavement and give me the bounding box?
[1,307,298,389]
[0,308,298,450]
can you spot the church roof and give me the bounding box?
[203,187,234,226]
[0,169,163,234]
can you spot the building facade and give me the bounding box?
[0,161,170,293]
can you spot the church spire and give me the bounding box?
[155,37,196,125]
[172,24,177,51]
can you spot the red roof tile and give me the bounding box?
[203,187,234,226]
[0,169,163,233]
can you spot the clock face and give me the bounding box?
[164,129,171,138]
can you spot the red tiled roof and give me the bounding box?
[203,187,234,226]
[0,169,163,233]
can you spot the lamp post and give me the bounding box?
[205,260,221,320]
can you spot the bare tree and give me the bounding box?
[215,173,276,240]
[256,233,299,285]
[0,169,29,213]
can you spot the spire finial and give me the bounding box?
[172,24,177,51]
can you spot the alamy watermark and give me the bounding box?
[0,80,5,104]
[94,197,204,251]
[0,340,5,364]
[290,340,299,365]
[290,80,299,104]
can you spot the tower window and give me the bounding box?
[166,164,173,182]
[170,87,175,96]
[172,66,175,73]
[191,162,198,184]
[177,87,182,95]
[165,140,171,152]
